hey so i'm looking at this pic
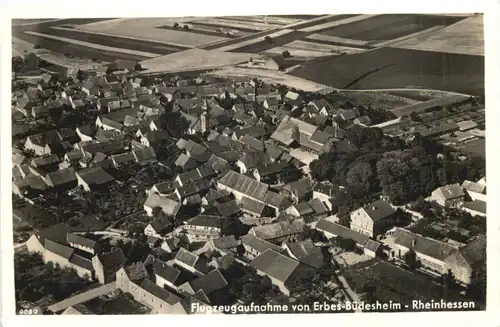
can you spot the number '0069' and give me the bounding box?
[18,308,39,315]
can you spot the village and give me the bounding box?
[11,50,486,315]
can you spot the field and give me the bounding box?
[23,31,159,61]
[36,51,109,70]
[47,27,189,54]
[290,47,484,96]
[74,18,227,47]
[313,14,465,41]
[391,15,484,56]
[139,48,252,74]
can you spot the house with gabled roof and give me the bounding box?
[249,220,305,245]
[183,214,222,242]
[250,249,310,296]
[44,167,77,190]
[161,237,181,253]
[143,192,181,217]
[144,216,173,238]
[174,248,208,277]
[430,184,465,208]
[444,235,486,285]
[92,248,126,284]
[284,239,325,269]
[178,269,228,304]
[350,199,397,238]
[461,180,486,202]
[76,166,115,192]
[153,259,182,290]
[389,228,459,275]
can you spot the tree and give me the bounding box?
[346,161,374,196]
[183,25,190,30]
[282,50,291,58]
[173,22,179,29]
[403,249,420,271]
[34,44,41,49]
[264,36,273,43]
[134,62,142,71]
[410,111,421,122]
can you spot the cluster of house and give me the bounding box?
[13,63,487,313]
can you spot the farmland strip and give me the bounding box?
[216,16,297,25]
[24,31,160,58]
[48,27,187,54]
[193,18,277,31]
[306,33,371,46]
[373,25,445,47]
[228,31,308,53]
[215,29,295,52]
[288,14,356,29]
[298,14,379,32]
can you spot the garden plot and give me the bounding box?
[390,15,484,56]
[75,18,227,47]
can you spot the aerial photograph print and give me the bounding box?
[10,13,486,315]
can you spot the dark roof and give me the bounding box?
[189,269,228,295]
[175,248,199,267]
[66,233,96,249]
[123,262,149,282]
[364,239,381,253]
[214,200,241,217]
[250,249,299,283]
[37,223,70,245]
[186,215,221,229]
[241,234,282,254]
[139,278,182,305]
[97,249,126,270]
[360,199,396,222]
[308,198,328,215]
[212,235,239,249]
[240,196,266,216]
[149,217,173,233]
[203,189,231,205]
[462,199,486,214]
[153,260,181,284]
[45,168,77,187]
[393,228,457,260]
[76,167,115,186]
[69,254,94,271]
[287,239,325,269]
[45,239,74,259]
[459,235,486,267]
[218,170,269,200]
[315,219,369,245]
[250,220,305,240]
